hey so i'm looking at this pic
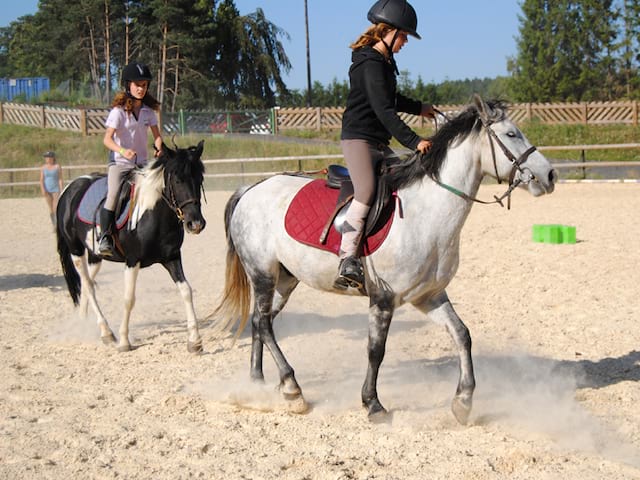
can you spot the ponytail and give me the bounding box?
[350,23,394,50]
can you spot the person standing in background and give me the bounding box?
[40,150,63,228]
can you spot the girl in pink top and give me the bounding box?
[98,62,163,256]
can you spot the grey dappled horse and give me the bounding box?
[212,96,557,423]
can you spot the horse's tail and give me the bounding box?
[209,187,253,339]
[56,210,82,306]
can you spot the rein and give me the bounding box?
[429,108,538,209]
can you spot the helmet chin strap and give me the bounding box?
[381,30,400,75]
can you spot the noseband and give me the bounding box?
[161,172,202,222]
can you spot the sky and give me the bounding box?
[0,1,523,90]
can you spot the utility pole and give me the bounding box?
[305,0,312,107]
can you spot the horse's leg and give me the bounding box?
[362,290,395,420]
[413,291,475,425]
[79,259,102,318]
[117,263,140,352]
[71,253,115,344]
[250,272,308,413]
[161,258,202,353]
[250,268,298,382]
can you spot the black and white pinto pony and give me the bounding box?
[56,141,207,353]
[211,96,557,423]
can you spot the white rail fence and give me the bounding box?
[2,147,640,196]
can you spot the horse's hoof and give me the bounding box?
[370,409,393,424]
[187,339,203,354]
[366,403,391,423]
[117,344,132,353]
[451,396,472,425]
[101,333,116,345]
[284,394,310,414]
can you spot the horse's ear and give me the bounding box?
[196,140,204,157]
[473,94,492,123]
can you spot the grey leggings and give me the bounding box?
[340,139,393,206]
[104,163,136,211]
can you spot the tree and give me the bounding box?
[619,0,640,96]
[211,2,291,108]
[509,0,620,102]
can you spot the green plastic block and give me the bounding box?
[561,225,577,244]
[532,224,576,244]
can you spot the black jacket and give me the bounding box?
[341,45,422,149]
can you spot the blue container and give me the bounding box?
[0,77,50,101]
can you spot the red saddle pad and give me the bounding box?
[284,179,394,256]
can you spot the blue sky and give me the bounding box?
[1,1,523,90]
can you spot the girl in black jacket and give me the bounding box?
[335,0,435,290]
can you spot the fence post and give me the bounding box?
[270,107,278,135]
[634,101,638,126]
[179,109,185,136]
[0,102,3,125]
[80,108,88,136]
[316,107,322,130]
[526,103,532,122]
[40,105,46,128]
[582,103,588,125]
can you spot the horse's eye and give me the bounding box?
[506,131,517,138]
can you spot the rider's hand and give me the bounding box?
[416,139,433,154]
[421,103,436,119]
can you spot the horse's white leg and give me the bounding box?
[117,263,139,352]
[250,269,299,382]
[79,260,102,318]
[362,290,395,420]
[71,253,115,344]
[414,291,475,425]
[162,258,202,353]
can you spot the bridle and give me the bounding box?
[161,172,203,222]
[431,107,539,209]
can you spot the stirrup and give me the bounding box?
[98,235,114,257]
[333,256,364,290]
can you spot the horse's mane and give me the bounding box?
[135,144,205,213]
[383,99,508,191]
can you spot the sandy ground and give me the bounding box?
[1,182,639,480]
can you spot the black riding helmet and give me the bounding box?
[121,62,153,90]
[367,0,420,39]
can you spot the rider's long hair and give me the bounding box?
[111,90,160,113]
[350,23,394,50]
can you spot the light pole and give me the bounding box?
[305,0,312,106]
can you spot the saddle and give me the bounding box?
[77,173,136,231]
[320,163,395,244]
[284,161,399,257]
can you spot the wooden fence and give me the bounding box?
[2,100,640,135]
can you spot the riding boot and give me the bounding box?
[334,199,370,290]
[98,208,115,257]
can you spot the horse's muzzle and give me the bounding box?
[186,218,206,234]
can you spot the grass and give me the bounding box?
[1,121,639,197]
